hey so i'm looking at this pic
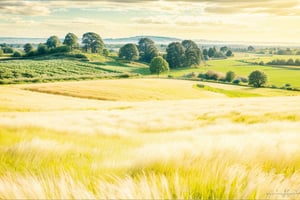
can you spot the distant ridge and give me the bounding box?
[0,36,181,45]
[103,36,182,44]
[1,36,300,47]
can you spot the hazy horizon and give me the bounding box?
[1,0,300,43]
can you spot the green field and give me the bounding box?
[1,53,300,89]
[169,54,300,88]
[0,55,149,84]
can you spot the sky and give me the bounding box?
[0,0,300,42]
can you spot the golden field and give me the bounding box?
[1,79,300,199]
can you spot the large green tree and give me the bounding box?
[208,47,217,58]
[248,70,267,87]
[119,43,139,61]
[138,38,159,63]
[63,33,79,50]
[150,56,169,76]
[166,42,185,69]
[23,43,34,54]
[82,32,105,53]
[46,36,61,49]
[182,40,201,67]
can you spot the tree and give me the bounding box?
[166,42,185,69]
[0,48,3,56]
[150,56,169,76]
[118,43,139,61]
[248,46,255,51]
[248,70,267,87]
[103,49,109,57]
[287,58,294,65]
[138,38,159,63]
[2,46,14,53]
[63,33,79,50]
[46,36,61,49]
[37,43,48,55]
[220,46,228,52]
[225,71,236,82]
[12,51,22,57]
[202,49,209,60]
[182,40,201,67]
[208,47,217,57]
[23,43,34,54]
[226,50,233,57]
[82,32,105,53]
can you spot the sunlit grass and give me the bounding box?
[1,80,300,199]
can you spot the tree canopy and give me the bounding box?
[46,36,61,49]
[248,46,255,51]
[119,43,139,61]
[138,38,159,63]
[23,43,34,54]
[166,42,185,69]
[226,50,233,57]
[82,32,105,53]
[37,43,48,55]
[63,33,79,50]
[182,40,201,67]
[208,47,217,58]
[248,70,267,87]
[225,71,236,82]
[150,56,169,76]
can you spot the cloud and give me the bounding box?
[204,0,300,16]
[0,0,299,16]
[0,1,50,16]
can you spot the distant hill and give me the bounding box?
[1,36,300,48]
[0,36,181,45]
[104,36,182,44]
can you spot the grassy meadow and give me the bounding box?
[1,78,300,199]
[169,54,300,88]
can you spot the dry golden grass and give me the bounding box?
[1,79,300,199]
[22,79,227,101]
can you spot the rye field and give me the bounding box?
[1,79,300,199]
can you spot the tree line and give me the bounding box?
[118,39,205,75]
[0,32,236,76]
[4,32,106,58]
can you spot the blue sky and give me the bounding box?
[0,0,300,42]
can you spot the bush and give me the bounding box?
[12,51,22,57]
[271,85,277,89]
[205,70,220,80]
[240,77,249,83]
[150,56,169,76]
[259,61,264,65]
[233,79,240,84]
[25,51,37,57]
[2,46,14,53]
[0,48,3,56]
[248,70,267,87]
[183,72,198,78]
[37,44,48,55]
[225,71,236,82]
[50,45,71,53]
[198,73,206,79]
[285,83,291,87]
